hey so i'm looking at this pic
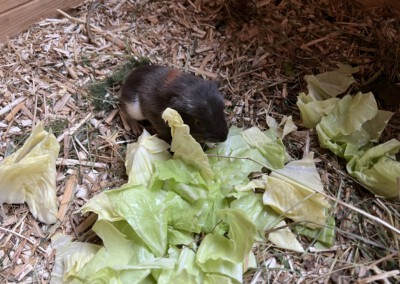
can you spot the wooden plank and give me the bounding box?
[0,0,31,14]
[0,0,84,42]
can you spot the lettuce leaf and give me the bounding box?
[162,108,213,180]
[304,64,358,100]
[106,184,168,257]
[266,153,329,228]
[125,129,171,187]
[346,139,400,198]
[54,110,333,283]
[296,93,340,128]
[0,122,60,224]
[297,66,399,198]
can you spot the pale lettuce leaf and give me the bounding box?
[316,92,393,158]
[296,92,340,128]
[346,139,400,198]
[50,234,101,284]
[162,108,213,180]
[125,129,171,186]
[266,115,298,139]
[304,64,359,100]
[268,220,304,253]
[263,176,328,228]
[0,122,60,224]
[80,192,122,222]
[264,153,329,228]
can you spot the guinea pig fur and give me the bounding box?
[120,65,229,143]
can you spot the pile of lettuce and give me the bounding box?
[297,65,400,198]
[51,108,332,284]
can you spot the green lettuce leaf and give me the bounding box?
[55,219,175,284]
[196,209,256,283]
[207,126,287,195]
[106,184,168,257]
[54,110,335,283]
[197,209,256,264]
[293,216,336,246]
[230,191,304,252]
[157,247,201,284]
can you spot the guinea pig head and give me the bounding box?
[169,81,229,143]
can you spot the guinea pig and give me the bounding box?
[120,65,229,143]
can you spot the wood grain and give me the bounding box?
[0,0,31,14]
[0,0,83,42]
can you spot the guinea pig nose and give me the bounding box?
[220,131,228,142]
[220,125,229,141]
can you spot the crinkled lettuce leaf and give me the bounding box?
[304,64,359,100]
[51,220,174,284]
[0,122,60,224]
[297,92,340,128]
[157,247,201,284]
[297,66,399,198]
[197,209,256,264]
[230,192,304,252]
[266,115,298,139]
[346,139,400,198]
[50,234,101,284]
[241,127,288,169]
[162,107,213,180]
[106,184,169,257]
[207,126,287,195]
[125,129,171,186]
[266,153,329,228]
[316,93,393,158]
[196,209,256,283]
[54,110,333,283]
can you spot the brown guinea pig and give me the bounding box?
[120,65,229,143]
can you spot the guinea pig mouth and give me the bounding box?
[190,130,228,143]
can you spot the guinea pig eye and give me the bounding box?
[194,119,205,129]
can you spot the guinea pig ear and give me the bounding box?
[170,94,188,111]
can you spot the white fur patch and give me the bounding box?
[125,100,145,120]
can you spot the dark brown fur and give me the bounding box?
[120,65,229,142]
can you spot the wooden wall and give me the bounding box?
[0,0,398,43]
[0,0,83,42]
